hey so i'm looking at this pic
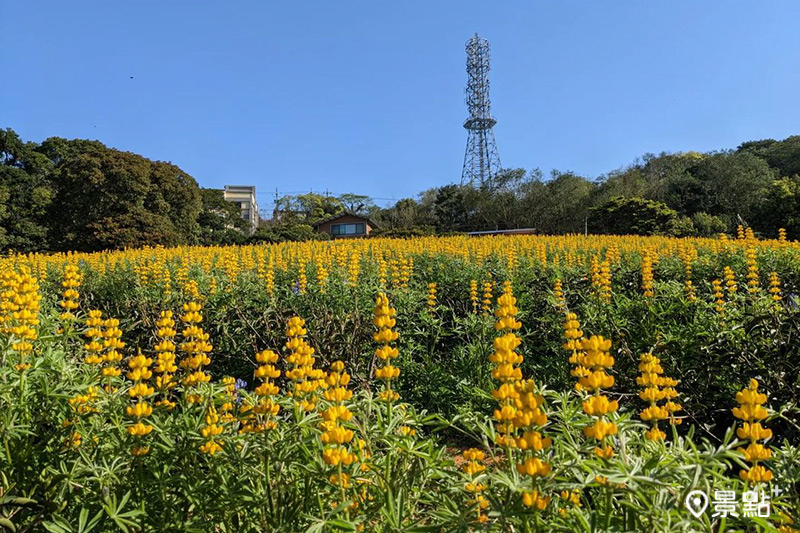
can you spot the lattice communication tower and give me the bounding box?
[461,33,502,186]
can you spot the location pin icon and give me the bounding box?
[685,490,709,518]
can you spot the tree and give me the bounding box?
[691,212,727,237]
[690,151,774,224]
[148,161,202,243]
[45,138,202,251]
[374,198,421,230]
[0,129,54,252]
[663,171,705,216]
[468,169,528,230]
[197,188,248,245]
[588,196,687,236]
[337,193,377,215]
[752,176,800,238]
[518,171,595,234]
[274,193,343,223]
[738,136,800,178]
[432,185,469,232]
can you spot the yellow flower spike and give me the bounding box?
[768,271,782,303]
[637,352,681,439]
[641,251,654,298]
[460,447,490,522]
[58,264,83,321]
[283,315,326,413]
[572,333,619,455]
[426,282,437,308]
[488,284,551,505]
[469,280,480,313]
[372,293,401,402]
[178,302,212,391]
[732,378,774,484]
[318,358,356,506]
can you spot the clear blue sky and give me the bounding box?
[4,1,800,213]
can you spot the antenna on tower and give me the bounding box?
[461,33,502,186]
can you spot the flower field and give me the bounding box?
[2,231,800,532]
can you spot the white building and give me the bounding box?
[223,185,259,232]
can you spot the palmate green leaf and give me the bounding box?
[100,492,142,533]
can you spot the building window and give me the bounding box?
[331,222,365,236]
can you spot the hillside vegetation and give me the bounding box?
[4,127,800,251]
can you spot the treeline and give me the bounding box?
[1,128,209,252]
[0,128,381,252]
[4,126,800,252]
[376,138,800,239]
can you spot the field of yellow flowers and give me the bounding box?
[2,230,800,532]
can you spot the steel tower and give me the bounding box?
[461,34,502,186]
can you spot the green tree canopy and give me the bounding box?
[0,129,54,252]
[197,188,249,245]
[337,193,377,215]
[588,196,686,236]
[46,139,201,251]
[6,126,800,247]
[752,176,800,238]
[738,136,800,178]
[275,193,344,223]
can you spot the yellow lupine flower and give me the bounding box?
[126,402,153,418]
[732,379,774,484]
[127,422,154,437]
[522,490,550,510]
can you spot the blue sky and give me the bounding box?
[4,1,800,213]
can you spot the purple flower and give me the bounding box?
[233,379,247,404]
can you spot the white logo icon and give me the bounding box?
[686,490,709,518]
